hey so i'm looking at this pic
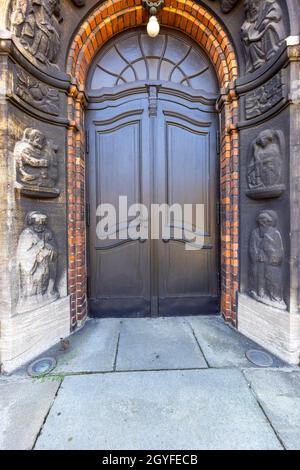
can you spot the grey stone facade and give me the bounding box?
[0,0,300,372]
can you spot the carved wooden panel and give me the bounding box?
[87,104,151,317]
[157,104,219,315]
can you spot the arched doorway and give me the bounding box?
[86,29,220,317]
[66,0,239,328]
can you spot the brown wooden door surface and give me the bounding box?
[86,29,219,317]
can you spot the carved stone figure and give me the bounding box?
[249,210,286,310]
[246,130,286,199]
[219,0,239,13]
[211,0,239,13]
[11,0,62,67]
[16,68,60,115]
[241,0,286,73]
[14,128,60,197]
[70,0,85,5]
[16,211,59,314]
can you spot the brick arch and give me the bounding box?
[66,0,239,329]
[67,0,237,88]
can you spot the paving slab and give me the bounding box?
[35,369,282,450]
[41,318,121,375]
[116,317,207,371]
[244,369,300,450]
[0,376,60,450]
[187,316,286,368]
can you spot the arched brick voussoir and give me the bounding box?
[67,0,238,89]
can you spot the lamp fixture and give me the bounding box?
[142,0,164,38]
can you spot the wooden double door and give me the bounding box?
[87,87,220,317]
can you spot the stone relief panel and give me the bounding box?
[214,0,240,13]
[249,210,286,310]
[10,0,62,68]
[15,67,60,115]
[70,0,85,5]
[14,128,60,198]
[16,211,59,314]
[246,129,286,199]
[241,0,287,74]
[245,72,285,119]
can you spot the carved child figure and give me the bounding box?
[247,130,283,190]
[16,211,59,313]
[249,210,286,310]
[15,128,58,190]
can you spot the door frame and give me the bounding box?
[85,81,221,317]
[66,0,239,328]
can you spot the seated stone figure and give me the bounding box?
[241,0,286,73]
[11,0,61,67]
[16,211,59,314]
[249,210,286,310]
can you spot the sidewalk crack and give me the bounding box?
[185,319,210,368]
[113,329,121,372]
[31,378,64,450]
[241,370,286,450]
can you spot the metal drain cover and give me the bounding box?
[245,349,273,367]
[27,357,57,377]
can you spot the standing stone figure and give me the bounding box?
[249,210,286,310]
[247,129,285,197]
[14,128,59,195]
[16,211,59,314]
[241,0,286,73]
[11,0,62,66]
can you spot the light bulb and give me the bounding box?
[147,16,160,38]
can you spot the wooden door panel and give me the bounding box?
[156,102,219,315]
[88,104,151,317]
[95,120,141,215]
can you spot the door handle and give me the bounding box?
[162,238,170,243]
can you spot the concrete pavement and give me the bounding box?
[1,315,299,450]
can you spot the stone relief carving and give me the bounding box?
[215,0,240,13]
[245,72,284,119]
[14,128,60,198]
[241,0,286,73]
[70,0,85,5]
[16,211,59,314]
[10,0,62,67]
[16,67,59,115]
[246,130,286,199]
[249,210,286,310]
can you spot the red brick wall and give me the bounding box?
[66,0,239,327]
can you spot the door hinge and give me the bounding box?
[217,271,221,294]
[86,202,90,226]
[216,202,221,225]
[216,130,220,155]
[86,130,89,154]
[87,276,91,298]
